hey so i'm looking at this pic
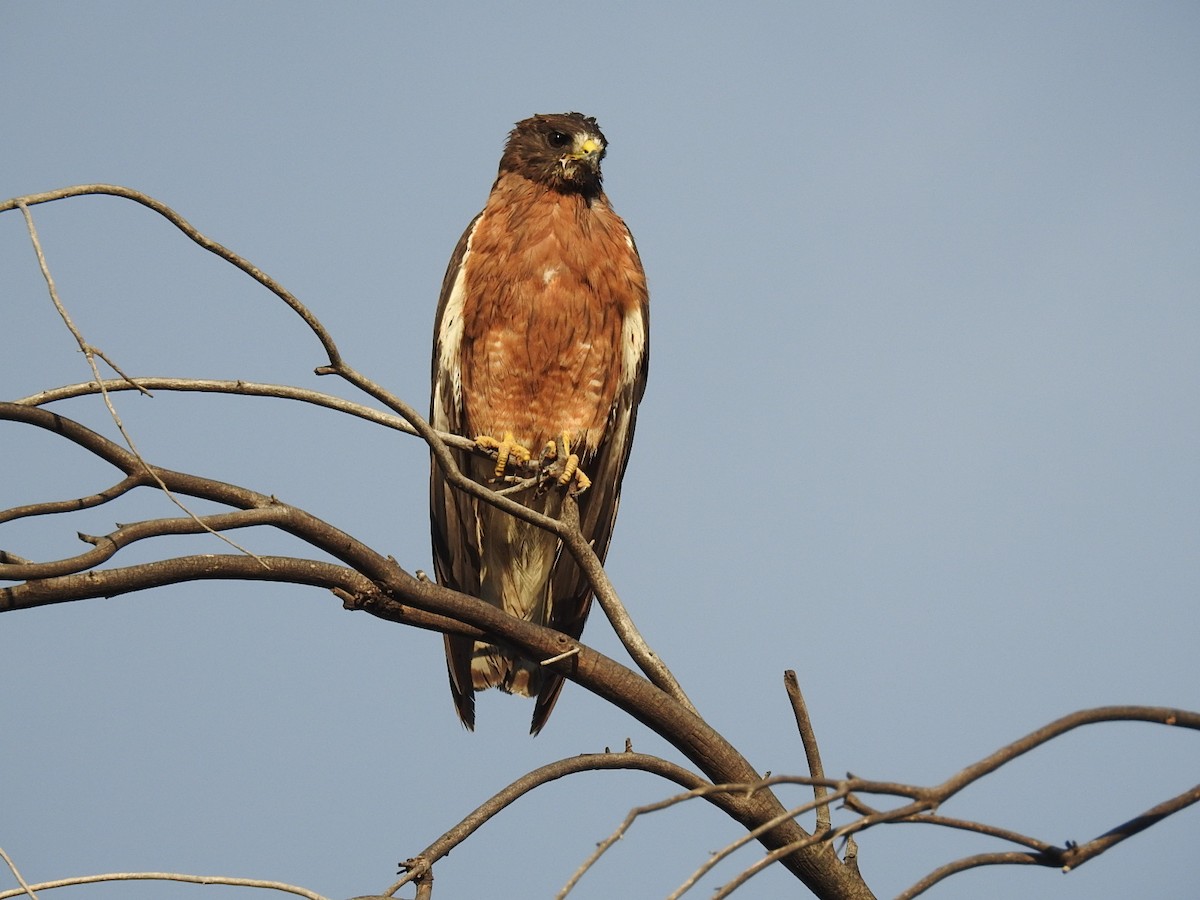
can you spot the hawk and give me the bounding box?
[430,112,649,734]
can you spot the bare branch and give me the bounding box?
[667,788,852,900]
[928,706,1200,804]
[0,846,39,900]
[899,778,1200,899]
[704,705,1200,898]
[560,778,814,899]
[0,474,141,524]
[3,185,343,365]
[0,507,288,580]
[713,795,926,900]
[1057,781,1200,870]
[13,377,477,455]
[3,554,369,612]
[391,752,709,896]
[0,402,875,896]
[23,186,1192,898]
[560,496,696,713]
[0,872,330,900]
[881,811,1053,853]
[896,852,1042,899]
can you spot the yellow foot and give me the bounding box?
[544,433,592,493]
[475,431,532,478]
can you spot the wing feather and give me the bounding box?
[430,214,483,729]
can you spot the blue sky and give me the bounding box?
[3,4,1198,899]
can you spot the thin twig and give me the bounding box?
[0,872,329,900]
[884,811,1053,852]
[667,789,850,900]
[896,852,1042,899]
[389,753,708,896]
[928,706,1199,803]
[14,377,476,454]
[560,496,696,712]
[0,474,141,524]
[3,185,342,364]
[560,780,773,899]
[713,802,920,900]
[0,507,288,580]
[0,847,39,900]
[784,670,829,833]
[15,201,264,564]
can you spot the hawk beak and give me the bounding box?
[566,136,603,163]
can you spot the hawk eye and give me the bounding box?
[547,130,572,148]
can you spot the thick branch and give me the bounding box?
[0,554,480,642]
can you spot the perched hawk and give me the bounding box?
[430,112,649,734]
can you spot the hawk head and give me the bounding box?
[498,112,608,195]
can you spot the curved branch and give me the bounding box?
[890,812,1053,852]
[3,185,342,366]
[930,706,1200,801]
[0,474,141,524]
[361,579,871,896]
[0,507,288,580]
[8,423,1195,900]
[896,852,1041,899]
[390,752,708,895]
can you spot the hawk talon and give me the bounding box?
[475,431,532,478]
[552,433,591,493]
[565,467,592,494]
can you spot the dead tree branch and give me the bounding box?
[5,185,1195,900]
[0,397,870,898]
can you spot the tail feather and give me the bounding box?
[469,642,542,696]
[446,480,564,730]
